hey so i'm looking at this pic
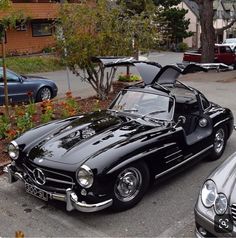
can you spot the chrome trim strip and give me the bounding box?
[155,145,213,179]
[214,117,230,128]
[11,140,19,149]
[164,150,182,159]
[46,177,75,185]
[23,163,74,185]
[51,193,66,202]
[23,164,33,173]
[107,142,177,174]
[165,154,183,164]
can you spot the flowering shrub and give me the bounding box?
[15,104,33,134]
[40,99,54,123]
[118,74,141,82]
[0,91,81,141]
[0,114,11,139]
[58,91,80,118]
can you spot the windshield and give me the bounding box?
[224,39,236,44]
[110,90,174,121]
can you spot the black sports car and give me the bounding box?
[0,67,58,105]
[4,60,234,213]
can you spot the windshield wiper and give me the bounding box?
[141,110,166,120]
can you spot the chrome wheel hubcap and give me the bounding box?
[214,129,225,154]
[114,167,142,202]
[41,88,51,100]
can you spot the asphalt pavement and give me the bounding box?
[0,52,236,237]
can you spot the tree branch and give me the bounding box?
[216,19,236,33]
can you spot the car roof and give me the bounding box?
[224,38,236,42]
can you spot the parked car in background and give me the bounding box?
[195,151,236,237]
[183,45,236,69]
[4,60,234,213]
[0,67,58,105]
[223,38,236,51]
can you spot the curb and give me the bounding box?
[0,160,10,175]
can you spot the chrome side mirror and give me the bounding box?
[173,116,186,129]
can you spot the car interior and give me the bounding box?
[172,87,212,145]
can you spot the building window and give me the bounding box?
[16,23,27,31]
[32,22,52,37]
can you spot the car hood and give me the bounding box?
[26,111,168,167]
[23,75,55,84]
[208,152,236,205]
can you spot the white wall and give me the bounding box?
[178,2,201,48]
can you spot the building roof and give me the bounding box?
[183,0,236,20]
[183,0,200,19]
[0,3,60,20]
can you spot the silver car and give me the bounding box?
[195,151,236,237]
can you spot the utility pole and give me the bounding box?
[59,0,71,91]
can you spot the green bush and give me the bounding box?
[0,56,65,74]
[178,42,189,52]
[118,74,141,82]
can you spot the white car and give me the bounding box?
[223,38,236,52]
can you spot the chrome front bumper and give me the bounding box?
[3,164,113,213]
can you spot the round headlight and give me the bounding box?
[201,180,217,208]
[76,165,94,188]
[8,141,19,160]
[215,193,227,215]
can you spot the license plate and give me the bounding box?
[25,183,48,201]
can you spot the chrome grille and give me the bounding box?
[231,204,236,222]
[23,161,75,191]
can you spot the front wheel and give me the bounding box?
[111,162,150,212]
[36,87,52,102]
[209,127,227,160]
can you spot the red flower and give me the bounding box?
[27,91,33,97]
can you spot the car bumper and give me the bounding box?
[3,164,113,213]
[195,196,236,237]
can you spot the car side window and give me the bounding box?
[200,95,210,110]
[219,47,226,53]
[6,71,20,82]
[225,46,232,53]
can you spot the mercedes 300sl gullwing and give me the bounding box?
[4,59,234,212]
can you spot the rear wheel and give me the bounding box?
[209,126,227,160]
[36,87,52,102]
[112,162,150,212]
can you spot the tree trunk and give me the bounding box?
[198,0,215,63]
[2,36,9,118]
